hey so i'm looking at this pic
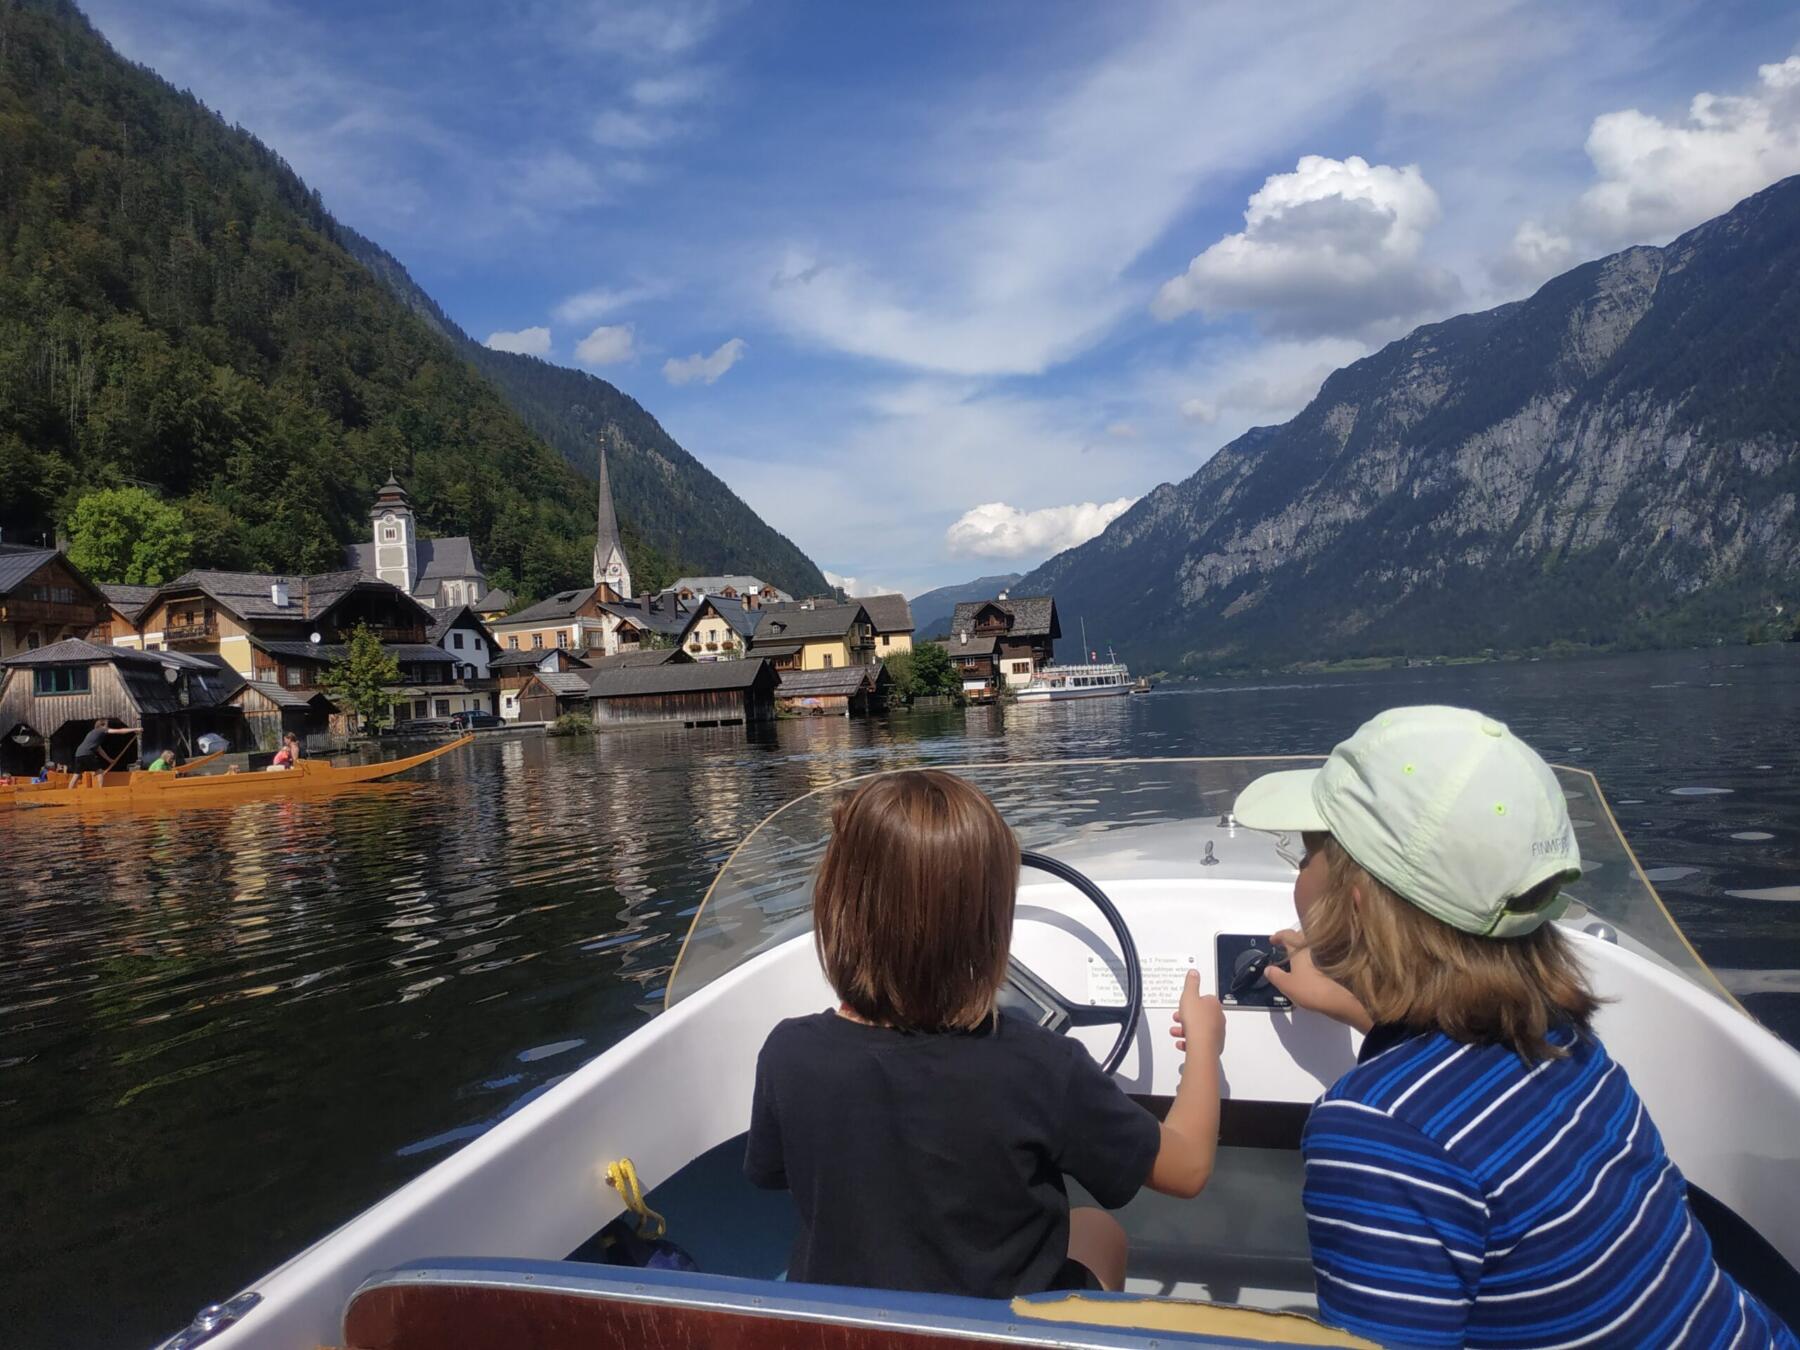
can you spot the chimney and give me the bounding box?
[271,580,290,608]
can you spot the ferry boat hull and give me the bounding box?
[1015,682,1130,703]
[1014,660,1133,703]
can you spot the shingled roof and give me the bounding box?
[0,546,59,595]
[533,670,595,697]
[589,659,773,699]
[101,583,159,622]
[344,536,483,588]
[152,569,422,625]
[776,665,889,697]
[858,594,914,635]
[499,586,600,626]
[583,648,687,671]
[947,595,1060,640]
[752,601,868,644]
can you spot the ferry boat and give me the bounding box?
[156,758,1800,1349]
[1014,658,1132,703]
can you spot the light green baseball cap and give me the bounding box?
[1233,705,1581,937]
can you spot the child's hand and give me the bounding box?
[1263,929,1374,1033]
[1169,967,1224,1057]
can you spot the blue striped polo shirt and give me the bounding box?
[1303,1025,1797,1349]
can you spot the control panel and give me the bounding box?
[1216,933,1291,1010]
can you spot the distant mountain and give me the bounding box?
[338,229,829,598]
[910,573,1024,637]
[1020,177,1800,672]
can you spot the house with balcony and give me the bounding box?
[488,586,619,659]
[676,595,760,661]
[130,570,436,677]
[430,605,500,715]
[747,601,875,673]
[663,575,793,608]
[0,546,111,660]
[946,594,1060,700]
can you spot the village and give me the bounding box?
[0,447,1070,775]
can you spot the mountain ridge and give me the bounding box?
[335,228,828,598]
[909,573,1025,637]
[1019,176,1800,671]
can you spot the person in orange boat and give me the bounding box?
[269,733,303,770]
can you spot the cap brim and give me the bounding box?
[1233,768,1327,832]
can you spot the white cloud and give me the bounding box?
[946,498,1137,560]
[1498,55,1800,287]
[630,70,711,106]
[758,5,1533,377]
[822,569,896,598]
[1153,155,1463,338]
[663,337,747,386]
[552,282,662,325]
[1105,421,1139,440]
[484,326,552,357]
[591,109,676,149]
[1179,398,1219,425]
[574,323,637,366]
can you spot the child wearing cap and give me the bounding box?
[1235,706,1795,1350]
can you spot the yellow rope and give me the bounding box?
[603,1157,667,1239]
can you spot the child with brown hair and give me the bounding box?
[1236,705,1795,1348]
[745,767,1223,1297]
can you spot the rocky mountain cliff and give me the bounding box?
[1021,177,1800,671]
[338,228,828,597]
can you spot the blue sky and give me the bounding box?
[83,0,1800,597]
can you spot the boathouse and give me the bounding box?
[494,647,591,721]
[516,670,596,723]
[586,659,776,729]
[775,664,892,717]
[0,639,246,773]
[0,546,110,660]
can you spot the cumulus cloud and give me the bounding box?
[574,323,637,366]
[823,569,896,599]
[946,498,1136,560]
[1153,154,1463,339]
[484,326,552,357]
[1498,55,1800,287]
[663,337,747,386]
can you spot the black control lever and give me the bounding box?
[1229,942,1289,996]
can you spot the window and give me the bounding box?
[507,636,519,650]
[881,634,890,647]
[382,524,399,542]
[436,699,451,717]
[556,631,569,648]
[452,632,464,650]
[823,654,834,669]
[532,634,544,649]
[26,632,41,651]
[286,667,302,688]
[32,666,90,695]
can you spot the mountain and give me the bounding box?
[909,573,1024,637]
[1020,177,1800,672]
[0,0,824,601]
[337,228,828,598]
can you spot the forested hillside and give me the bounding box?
[1021,177,1800,671]
[339,228,829,596]
[0,0,820,600]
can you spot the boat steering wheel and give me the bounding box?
[1004,850,1143,1077]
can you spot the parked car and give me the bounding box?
[451,711,500,730]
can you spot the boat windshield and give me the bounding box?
[665,758,1734,1012]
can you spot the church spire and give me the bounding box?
[592,425,632,599]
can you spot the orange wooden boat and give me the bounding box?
[7,737,472,812]
[0,747,226,806]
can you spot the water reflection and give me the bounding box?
[2,643,1797,1349]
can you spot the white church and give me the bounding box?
[344,473,491,610]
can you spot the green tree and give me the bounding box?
[910,642,960,698]
[320,623,401,731]
[881,649,917,699]
[65,486,193,584]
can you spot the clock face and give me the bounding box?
[608,563,621,578]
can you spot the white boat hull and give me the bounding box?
[1015,683,1130,703]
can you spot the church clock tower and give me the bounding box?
[592,428,632,601]
[370,472,418,595]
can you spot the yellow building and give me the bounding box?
[749,601,876,672]
[858,594,914,657]
[677,596,758,661]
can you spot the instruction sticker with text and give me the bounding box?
[1087,954,1198,1007]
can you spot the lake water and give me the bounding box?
[4,644,1797,1347]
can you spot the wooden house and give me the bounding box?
[586,659,777,729]
[664,575,793,608]
[775,664,892,718]
[0,639,246,773]
[748,601,875,673]
[947,595,1060,699]
[0,547,110,660]
[231,681,339,751]
[132,570,434,677]
[490,586,623,658]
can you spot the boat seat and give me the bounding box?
[342,1260,1369,1350]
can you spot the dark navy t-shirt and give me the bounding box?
[745,1008,1161,1298]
